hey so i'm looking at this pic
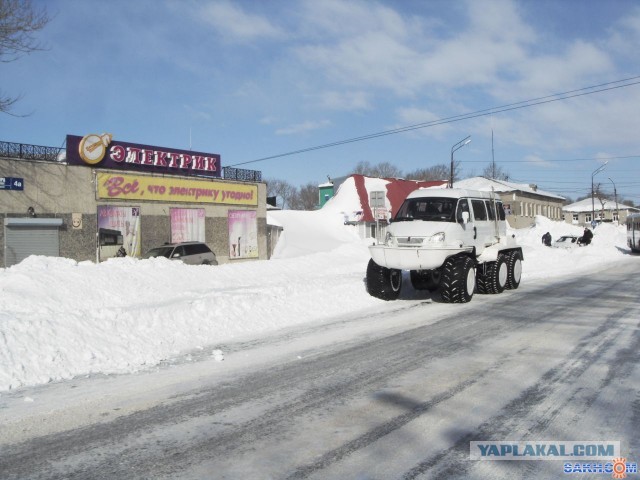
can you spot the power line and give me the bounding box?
[462,155,640,164]
[230,75,640,167]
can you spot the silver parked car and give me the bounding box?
[143,242,218,265]
[552,235,580,249]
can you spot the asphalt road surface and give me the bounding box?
[2,260,639,479]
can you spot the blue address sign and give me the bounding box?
[0,177,24,191]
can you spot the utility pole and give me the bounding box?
[591,162,607,226]
[491,130,495,178]
[609,177,619,224]
[449,136,471,188]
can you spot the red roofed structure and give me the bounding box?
[350,174,447,222]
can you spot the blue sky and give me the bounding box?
[2,0,640,203]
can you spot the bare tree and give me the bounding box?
[289,183,319,210]
[351,160,402,178]
[353,162,373,176]
[481,162,510,181]
[1,0,51,114]
[405,164,449,181]
[622,199,635,208]
[265,178,297,209]
[372,161,402,178]
[352,160,373,175]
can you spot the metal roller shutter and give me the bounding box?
[4,218,63,267]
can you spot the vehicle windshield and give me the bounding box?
[394,197,458,222]
[557,236,577,243]
[143,246,174,259]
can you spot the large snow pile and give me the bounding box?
[513,216,627,280]
[0,207,633,392]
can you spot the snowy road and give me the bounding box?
[1,260,639,479]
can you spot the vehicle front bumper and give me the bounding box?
[368,245,470,270]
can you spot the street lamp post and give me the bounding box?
[449,135,471,188]
[608,177,619,224]
[591,162,608,226]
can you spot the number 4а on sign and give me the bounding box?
[0,177,24,191]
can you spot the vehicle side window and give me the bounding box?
[172,246,186,257]
[456,199,469,223]
[471,199,487,221]
[496,201,506,221]
[184,244,197,255]
[485,200,496,221]
[193,244,212,254]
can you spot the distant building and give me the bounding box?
[318,181,335,208]
[454,177,566,228]
[317,175,351,209]
[562,197,639,227]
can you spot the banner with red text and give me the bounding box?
[97,172,258,206]
[67,134,221,178]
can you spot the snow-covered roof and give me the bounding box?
[563,197,640,213]
[454,177,565,201]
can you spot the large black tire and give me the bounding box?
[505,250,522,290]
[366,259,402,301]
[410,269,441,292]
[440,255,476,303]
[476,255,508,294]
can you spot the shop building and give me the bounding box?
[0,135,267,267]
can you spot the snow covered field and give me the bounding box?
[0,203,632,393]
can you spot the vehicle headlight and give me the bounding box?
[428,232,445,243]
[385,231,396,246]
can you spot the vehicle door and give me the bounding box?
[455,198,477,248]
[182,244,201,264]
[470,199,494,253]
[171,245,188,263]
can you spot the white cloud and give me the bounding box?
[292,0,538,95]
[183,104,212,122]
[392,106,453,139]
[607,6,640,58]
[298,0,414,41]
[315,90,371,111]
[523,154,554,168]
[276,120,332,135]
[200,2,284,42]
[502,40,613,98]
[260,116,278,125]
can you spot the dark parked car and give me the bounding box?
[143,242,218,265]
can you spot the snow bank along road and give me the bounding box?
[1,260,639,479]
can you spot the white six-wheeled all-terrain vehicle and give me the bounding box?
[366,188,523,303]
